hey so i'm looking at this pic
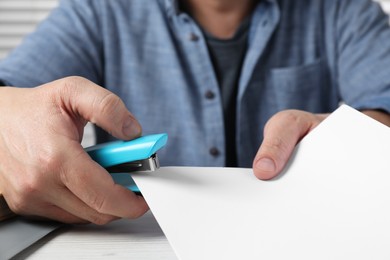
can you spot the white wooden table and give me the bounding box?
[16,212,178,259]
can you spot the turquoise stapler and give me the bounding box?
[85,133,168,193]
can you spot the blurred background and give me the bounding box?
[1,0,390,147]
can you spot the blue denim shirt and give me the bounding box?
[1,0,390,167]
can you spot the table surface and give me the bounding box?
[16,211,178,259]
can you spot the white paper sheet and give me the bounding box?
[132,105,390,260]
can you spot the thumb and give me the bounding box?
[53,76,141,140]
[253,110,325,180]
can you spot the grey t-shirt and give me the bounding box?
[203,19,250,167]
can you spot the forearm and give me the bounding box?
[362,110,390,127]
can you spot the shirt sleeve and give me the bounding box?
[0,0,104,88]
[336,0,390,113]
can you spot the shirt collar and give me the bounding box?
[162,0,277,16]
[163,0,180,16]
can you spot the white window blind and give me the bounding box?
[0,0,59,59]
[0,0,96,146]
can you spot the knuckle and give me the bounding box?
[20,170,42,195]
[271,110,300,125]
[89,194,108,214]
[59,76,83,92]
[5,166,46,214]
[9,182,37,214]
[262,136,287,153]
[96,93,123,116]
[9,196,29,214]
[36,147,63,173]
[272,109,316,129]
[59,150,84,186]
[55,76,88,100]
[90,214,114,225]
[61,76,88,87]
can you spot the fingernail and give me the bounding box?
[122,116,140,138]
[255,158,276,173]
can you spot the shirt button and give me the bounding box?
[189,33,199,42]
[205,90,216,100]
[182,16,190,23]
[209,147,220,157]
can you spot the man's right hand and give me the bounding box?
[0,76,149,224]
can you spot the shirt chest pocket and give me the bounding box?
[270,58,332,112]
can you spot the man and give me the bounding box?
[0,0,390,224]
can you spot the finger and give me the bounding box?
[25,204,89,224]
[4,172,117,224]
[61,148,149,219]
[5,189,88,224]
[49,186,119,225]
[51,76,142,140]
[253,111,325,180]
